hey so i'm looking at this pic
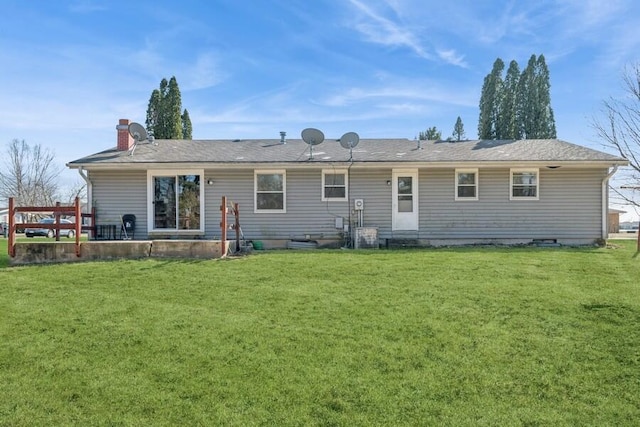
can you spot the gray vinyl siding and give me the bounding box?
[209,166,605,242]
[206,168,351,241]
[417,168,605,241]
[87,166,606,243]
[349,167,393,232]
[89,170,148,236]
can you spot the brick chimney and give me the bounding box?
[116,119,134,151]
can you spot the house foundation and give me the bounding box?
[9,240,230,265]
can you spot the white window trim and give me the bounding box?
[321,169,348,202]
[510,168,539,200]
[254,169,287,213]
[147,169,205,233]
[455,168,479,201]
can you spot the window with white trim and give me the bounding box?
[455,169,478,200]
[255,170,286,212]
[510,168,539,200]
[322,170,348,201]
[147,170,204,232]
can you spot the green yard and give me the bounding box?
[0,239,639,426]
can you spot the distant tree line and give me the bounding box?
[418,116,466,141]
[0,139,61,208]
[0,139,86,213]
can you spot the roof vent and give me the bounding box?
[280,131,286,144]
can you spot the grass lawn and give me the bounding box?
[0,239,639,426]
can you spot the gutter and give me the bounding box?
[65,159,629,171]
[602,165,619,240]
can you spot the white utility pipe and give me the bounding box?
[601,165,619,240]
[77,167,92,213]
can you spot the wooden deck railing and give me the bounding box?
[7,197,94,258]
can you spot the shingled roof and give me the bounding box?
[67,138,627,168]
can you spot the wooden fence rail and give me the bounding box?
[7,197,94,258]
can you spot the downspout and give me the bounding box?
[77,167,92,215]
[601,165,619,240]
[347,159,354,248]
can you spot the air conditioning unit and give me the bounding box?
[355,227,378,249]
[354,199,364,211]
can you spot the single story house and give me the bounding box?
[67,119,628,247]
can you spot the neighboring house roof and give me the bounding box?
[67,138,628,168]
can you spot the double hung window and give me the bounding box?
[510,169,539,200]
[455,169,478,200]
[322,170,348,201]
[255,170,286,212]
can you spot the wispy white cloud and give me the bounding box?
[554,0,639,67]
[344,0,469,67]
[375,102,429,114]
[128,40,167,79]
[561,0,627,27]
[436,49,467,68]
[189,74,477,141]
[319,82,476,108]
[180,53,227,91]
[345,0,433,59]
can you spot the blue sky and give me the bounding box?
[1,0,639,219]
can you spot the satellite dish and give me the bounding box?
[301,128,325,146]
[339,131,360,161]
[128,122,148,142]
[127,122,155,156]
[301,128,324,160]
[339,132,359,149]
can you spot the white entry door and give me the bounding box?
[392,169,419,230]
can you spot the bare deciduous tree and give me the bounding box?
[62,180,87,206]
[0,139,63,208]
[592,64,640,207]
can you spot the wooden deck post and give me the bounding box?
[75,196,81,257]
[220,196,227,246]
[234,202,240,252]
[8,197,15,258]
[54,202,61,241]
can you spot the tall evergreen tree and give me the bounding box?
[478,55,556,140]
[145,88,162,138]
[182,109,192,139]
[452,116,465,141]
[519,55,537,139]
[519,55,557,139]
[498,60,521,139]
[534,54,557,138]
[166,77,183,139]
[145,76,192,139]
[478,58,504,139]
